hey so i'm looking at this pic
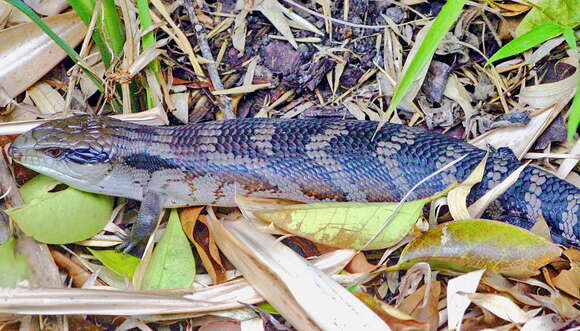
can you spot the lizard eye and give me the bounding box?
[67,148,109,164]
[44,148,64,158]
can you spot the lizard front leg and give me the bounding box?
[119,190,164,253]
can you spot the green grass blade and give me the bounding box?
[381,0,466,123]
[567,80,580,140]
[67,0,112,68]
[562,27,579,140]
[5,0,104,91]
[487,22,564,65]
[136,0,159,74]
[102,0,125,56]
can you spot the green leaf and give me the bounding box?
[88,248,140,279]
[141,209,196,290]
[255,198,430,250]
[258,302,280,315]
[387,220,562,278]
[0,237,29,287]
[486,22,564,65]
[5,175,113,244]
[382,0,465,121]
[515,0,580,37]
[563,27,579,141]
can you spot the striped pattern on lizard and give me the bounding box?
[9,115,580,249]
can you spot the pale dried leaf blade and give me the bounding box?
[27,82,65,115]
[0,11,86,99]
[206,212,389,330]
[468,161,530,218]
[464,293,531,323]
[275,0,323,35]
[519,58,578,108]
[447,269,485,331]
[0,250,356,316]
[444,74,475,120]
[0,107,163,136]
[398,22,434,104]
[212,84,271,95]
[556,138,580,179]
[256,0,298,48]
[232,10,248,53]
[448,153,488,220]
[521,314,564,331]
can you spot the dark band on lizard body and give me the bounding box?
[9,116,580,248]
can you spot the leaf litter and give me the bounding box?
[0,0,578,330]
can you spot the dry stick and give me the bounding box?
[118,0,137,114]
[183,0,235,120]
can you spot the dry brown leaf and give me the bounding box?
[563,248,580,261]
[530,291,580,319]
[398,22,434,108]
[0,11,86,99]
[149,0,204,77]
[169,91,190,124]
[197,215,225,271]
[491,1,531,16]
[254,0,298,48]
[552,263,580,299]
[180,207,226,285]
[212,83,271,95]
[398,281,441,331]
[0,2,13,29]
[0,250,356,318]
[444,74,475,124]
[519,58,578,109]
[51,250,95,288]
[345,252,378,274]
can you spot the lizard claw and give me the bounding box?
[115,231,136,253]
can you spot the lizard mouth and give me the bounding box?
[8,143,24,162]
[9,133,35,163]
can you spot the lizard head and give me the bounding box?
[9,115,116,187]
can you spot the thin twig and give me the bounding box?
[183,0,235,119]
